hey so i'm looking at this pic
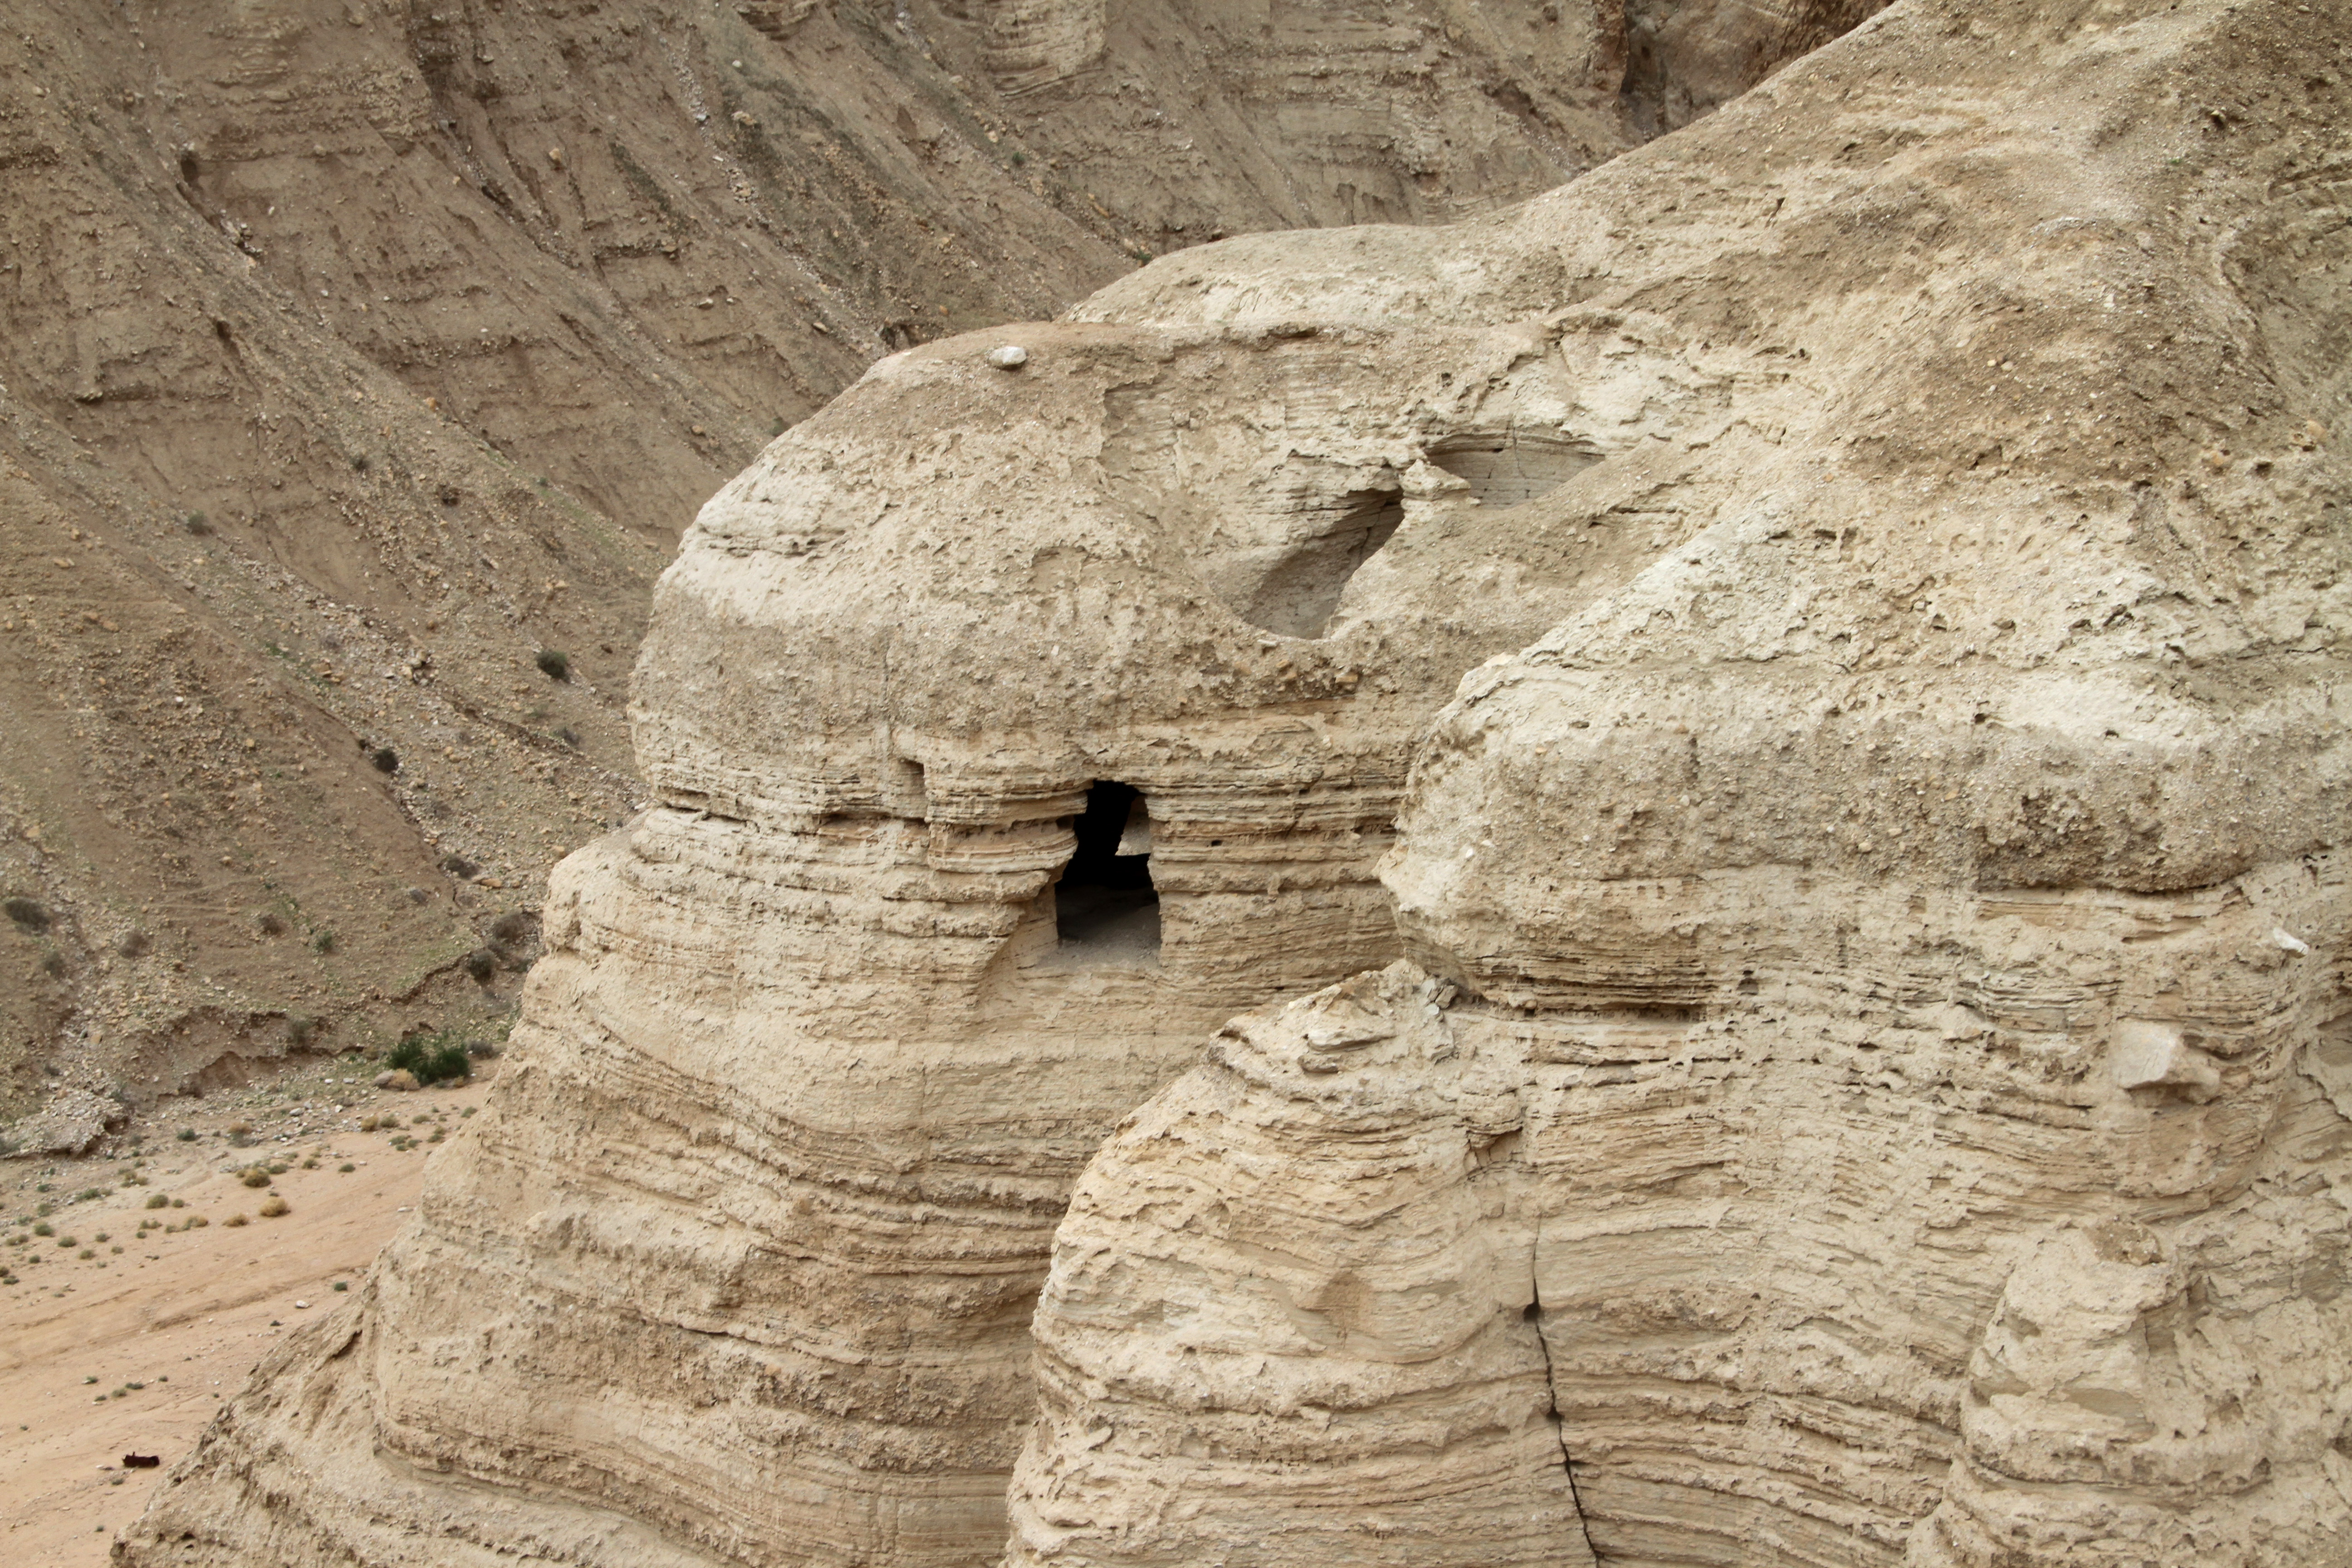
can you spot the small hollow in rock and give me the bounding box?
[1053,782,1159,964]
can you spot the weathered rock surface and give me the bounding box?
[12,0,1771,1119]
[125,0,2347,1566]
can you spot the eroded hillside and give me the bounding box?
[0,0,1868,1137]
[119,0,2351,1565]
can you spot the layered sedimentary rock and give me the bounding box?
[1009,0,2352,1562]
[127,0,2347,1565]
[14,0,1812,1115]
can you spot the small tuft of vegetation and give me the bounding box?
[287,1014,318,1048]
[441,853,478,880]
[183,511,211,536]
[222,1213,249,1228]
[534,648,570,681]
[144,1194,168,1210]
[463,948,497,984]
[309,927,337,954]
[255,911,287,936]
[332,1279,349,1291]
[258,1196,289,1218]
[4,897,50,933]
[239,1168,271,1189]
[488,911,534,947]
[369,746,400,774]
[41,952,65,977]
[768,417,786,436]
[117,930,152,958]
[555,725,580,749]
[350,453,371,473]
[175,1128,197,1142]
[385,1031,472,1086]
[338,1162,355,1173]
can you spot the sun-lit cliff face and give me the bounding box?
[15,0,1808,1126]
[122,1,2350,1566]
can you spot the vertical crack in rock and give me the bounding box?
[1525,1281,1604,1565]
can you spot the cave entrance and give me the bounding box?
[1055,781,1159,963]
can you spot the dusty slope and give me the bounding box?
[122,1,2349,1566]
[0,1062,486,1567]
[2,0,1872,1130]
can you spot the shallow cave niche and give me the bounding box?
[1427,430,1595,507]
[1233,484,1406,640]
[1049,781,1160,966]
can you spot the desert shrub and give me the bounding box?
[227,1122,252,1137]
[79,1248,94,1259]
[309,927,337,954]
[183,1213,206,1228]
[7,896,52,931]
[441,853,478,879]
[183,511,211,535]
[350,453,370,472]
[339,1162,355,1172]
[534,648,569,681]
[32,1222,51,1236]
[385,1033,471,1086]
[287,1015,318,1048]
[40,951,65,977]
[488,911,534,946]
[145,1194,168,1209]
[555,725,580,748]
[462,948,497,983]
[258,1196,289,1218]
[222,1214,248,1228]
[255,910,287,936]
[369,746,399,774]
[175,1128,196,1142]
[332,1279,348,1291]
[118,930,151,958]
[239,1168,270,1189]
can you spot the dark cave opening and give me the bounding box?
[1054,781,1160,961]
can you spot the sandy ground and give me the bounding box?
[0,1056,494,1565]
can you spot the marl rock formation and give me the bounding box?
[2,0,1841,1130]
[126,0,2348,1565]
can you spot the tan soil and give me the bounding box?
[0,1056,492,1565]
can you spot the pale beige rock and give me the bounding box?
[0,1086,122,1158]
[1005,0,2352,1563]
[125,1,2350,1566]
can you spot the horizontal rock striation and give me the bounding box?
[1006,2,2352,1565]
[127,0,2348,1565]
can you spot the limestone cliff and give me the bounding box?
[124,0,2349,1565]
[14,0,1789,1122]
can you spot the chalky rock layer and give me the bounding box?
[1005,1,2352,1564]
[129,0,2347,1565]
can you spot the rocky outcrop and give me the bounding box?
[15,0,1808,1120]
[125,0,2348,1565]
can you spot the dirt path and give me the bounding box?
[1,1059,493,1564]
